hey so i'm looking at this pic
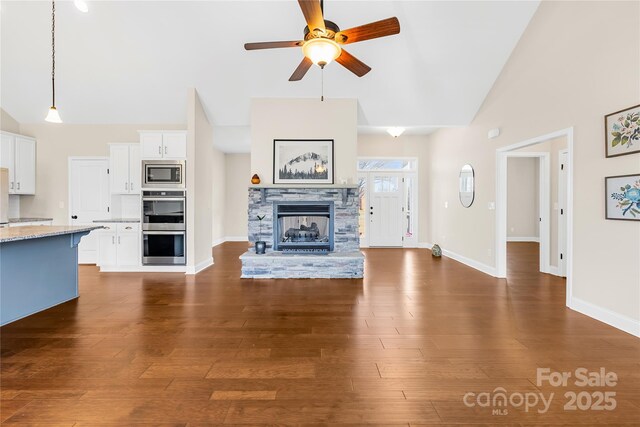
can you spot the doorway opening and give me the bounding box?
[496,128,573,305]
[357,158,418,248]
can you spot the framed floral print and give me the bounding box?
[605,104,640,157]
[605,174,640,221]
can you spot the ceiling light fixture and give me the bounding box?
[387,127,405,138]
[302,38,342,68]
[45,1,62,123]
[74,0,88,13]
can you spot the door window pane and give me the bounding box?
[358,176,367,239]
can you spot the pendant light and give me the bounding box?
[45,1,62,123]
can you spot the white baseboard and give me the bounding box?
[185,257,213,275]
[441,247,498,277]
[569,297,640,338]
[418,242,433,249]
[507,236,540,242]
[99,265,186,273]
[212,236,248,247]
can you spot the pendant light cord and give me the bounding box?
[51,1,56,107]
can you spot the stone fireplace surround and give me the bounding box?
[240,186,364,279]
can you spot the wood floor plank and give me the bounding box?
[1,242,638,424]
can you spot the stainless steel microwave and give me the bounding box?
[142,160,185,188]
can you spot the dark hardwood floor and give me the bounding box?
[1,242,638,425]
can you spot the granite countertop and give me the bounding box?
[8,217,53,223]
[0,225,103,243]
[93,218,141,223]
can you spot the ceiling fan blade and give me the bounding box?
[245,41,303,50]
[336,50,371,77]
[335,17,400,45]
[289,57,314,81]
[298,0,325,34]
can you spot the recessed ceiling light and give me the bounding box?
[74,0,88,13]
[387,127,405,138]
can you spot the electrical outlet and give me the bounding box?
[488,202,495,210]
[510,227,515,233]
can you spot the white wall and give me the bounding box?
[427,1,640,329]
[507,157,539,240]
[250,98,357,185]
[186,89,214,270]
[18,123,183,224]
[1,108,20,133]
[224,153,250,239]
[357,134,431,244]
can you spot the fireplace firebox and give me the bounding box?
[273,201,334,254]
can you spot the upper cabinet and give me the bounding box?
[109,143,140,194]
[139,131,186,160]
[0,132,36,195]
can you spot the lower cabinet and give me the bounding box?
[97,223,140,267]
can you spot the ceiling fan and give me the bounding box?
[244,0,400,81]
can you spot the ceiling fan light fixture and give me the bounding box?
[45,106,62,123]
[387,127,405,138]
[302,38,341,67]
[74,0,88,13]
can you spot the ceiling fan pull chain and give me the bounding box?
[321,67,324,102]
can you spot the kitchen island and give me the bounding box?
[0,225,102,326]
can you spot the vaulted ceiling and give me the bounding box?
[1,1,539,151]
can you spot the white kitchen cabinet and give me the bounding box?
[97,223,140,267]
[109,143,140,194]
[139,131,186,160]
[0,132,36,195]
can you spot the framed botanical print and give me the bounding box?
[273,139,334,184]
[605,174,640,220]
[605,104,640,158]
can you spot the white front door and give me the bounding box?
[69,158,110,264]
[369,173,403,247]
[558,150,568,277]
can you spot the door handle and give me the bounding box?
[71,215,78,219]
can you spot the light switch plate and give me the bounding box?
[488,202,495,210]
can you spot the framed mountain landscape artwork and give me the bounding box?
[605,104,640,157]
[605,174,640,221]
[273,139,334,184]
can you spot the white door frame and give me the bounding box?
[356,157,419,248]
[558,149,569,277]
[496,127,574,306]
[504,152,550,274]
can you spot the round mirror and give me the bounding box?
[459,164,475,208]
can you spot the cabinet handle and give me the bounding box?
[125,182,129,191]
[9,182,13,190]
[112,236,115,244]
[164,146,167,155]
[125,226,132,230]
[130,182,134,191]
[16,182,20,190]
[118,236,121,244]
[158,146,162,155]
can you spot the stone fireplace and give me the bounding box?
[240,186,364,278]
